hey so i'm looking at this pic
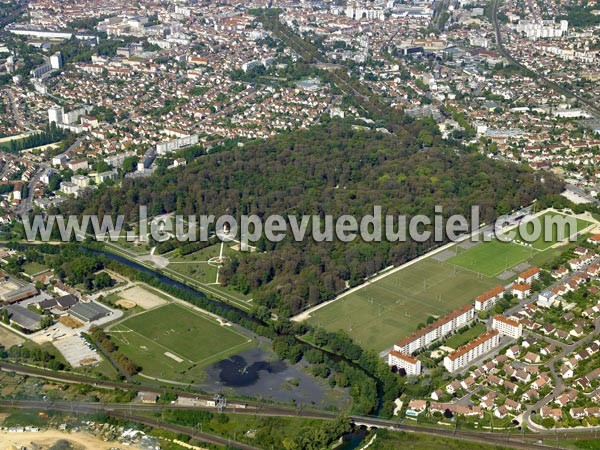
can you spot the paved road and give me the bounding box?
[3,88,26,129]
[522,316,600,432]
[16,165,46,215]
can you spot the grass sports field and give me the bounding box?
[307,258,499,351]
[447,239,533,277]
[307,211,595,352]
[109,303,252,382]
[509,212,591,250]
[450,213,592,276]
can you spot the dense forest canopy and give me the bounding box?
[61,120,563,316]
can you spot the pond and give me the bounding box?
[200,347,349,409]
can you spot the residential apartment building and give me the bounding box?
[387,349,422,375]
[517,267,540,284]
[393,304,475,355]
[444,330,501,372]
[512,283,531,300]
[492,315,523,339]
[474,285,505,311]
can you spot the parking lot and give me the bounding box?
[52,334,101,368]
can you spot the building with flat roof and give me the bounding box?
[4,304,42,332]
[69,301,110,323]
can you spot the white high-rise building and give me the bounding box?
[388,350,422,375]
[48,105,64,125]
[492,315,522,339]
[50,52,63,70]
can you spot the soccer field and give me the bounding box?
[506,212,591,251]
[109,303,252,381]
[447,240,533,277]
[307,211,594,352]
[449,213,593,276]
[307,258,499,351]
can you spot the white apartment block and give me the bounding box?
[474,285,505,311]
[515,19,568,40]
[393,304,475,355]
[388,350,422,375]
[517,267,540,284]
[492,315,523,339]
[444,330,501,372]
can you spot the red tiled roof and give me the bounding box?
[395,304,473,347]
[447,330,499,361]
[475,285,505,304]
[389,350,418,364]
[519,267,540,279]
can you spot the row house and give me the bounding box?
[429,402,483,418]
[570,407,600,420]
[569,253,597,271]
[555,390,578,408]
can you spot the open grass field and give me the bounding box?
[164,242,254,308]
[307,211,595,352]
[449,213,593,276]
[307,258,499,351]
[21,261,48,277]
[447,240,533,277]
[444,323,486,350]
[502,212,592,251]
[109,303,253,381]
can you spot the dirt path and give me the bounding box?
[0,429,143,449]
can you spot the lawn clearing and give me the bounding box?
[109,303,253,380]
[448,212,593,276]
[444,323,486,350]
[307,210,594,352]
[165,242,254,308]
[21,261,48,277]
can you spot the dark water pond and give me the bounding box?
[213,354,287,387]
[200,348,349,408]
